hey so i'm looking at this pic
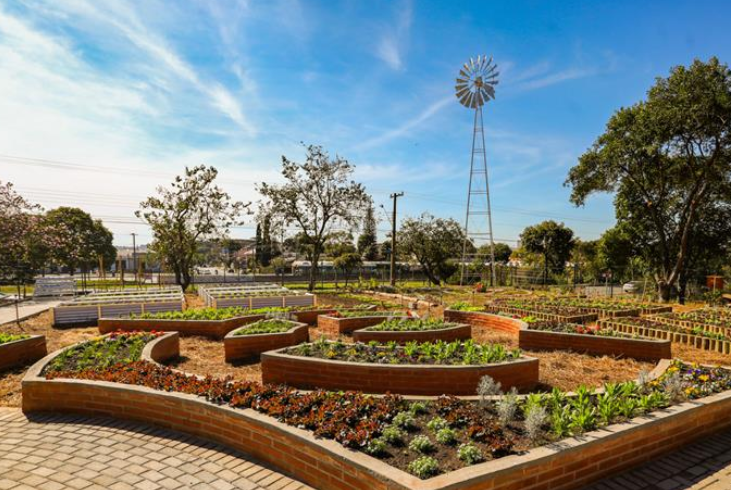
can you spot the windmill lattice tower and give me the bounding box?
[455,55,498,286]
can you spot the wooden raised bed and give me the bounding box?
[317,314,408,336]
[98,314,266,339]
[0,335,47,372]
[23,347,731,490]
[224,320,309,361]
[261,348,539,395]
[352,323,471,344]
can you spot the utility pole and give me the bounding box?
[389,192,404,287]
[131,233,137,287]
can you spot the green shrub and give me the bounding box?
[392,411,415,430]
[381,426,405,445]
[232,319,295,336]
[457,443,483,465]
[426,416,448,433]
[407,456,440,478]
[408,435,434,454]
[0,333,29,345]
[435,428,457,445]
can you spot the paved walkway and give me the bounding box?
[3,407,731,490]
[0,300,60,326]
[589,428,731,490]
[0,408,312,490]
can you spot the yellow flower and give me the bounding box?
[668,366,679,373]
[699,374,709,382]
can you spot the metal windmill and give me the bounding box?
[455,55,498,286]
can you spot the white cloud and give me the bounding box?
[374,0,412,70]
[353,95,452,151]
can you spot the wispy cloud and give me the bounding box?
[41,0,257,135]
[375,0,412,70]
[515,67,595,91]
[353,95,452,151]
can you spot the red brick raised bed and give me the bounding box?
[261,348,538,395]
[519,329,671,361]
[444,310,670,361]
[444,309,523,334]
[22,346,731,490]
[0,335,47,372]
[98,314,267,339]
[224,321,309,362]
[317,315,407,336]
[351,323,471,344]
[292,306,376,325]
[485,305,598,324]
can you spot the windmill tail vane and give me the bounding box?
[456,55,498,287]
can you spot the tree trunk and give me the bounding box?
[657,280,672,303]
[308,255,319,292]
[678,273,688,305]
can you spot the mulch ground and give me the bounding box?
[0,292,726,406]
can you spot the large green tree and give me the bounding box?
[258,145,370,291]
[137,165,247,291]
[520,220,575,281]
[566,58,731,301]
[398,214,466,286]
[44,207,116,275]
[357,205,379,260]
[0,181,46,283]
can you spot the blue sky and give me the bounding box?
[0,0,729,247]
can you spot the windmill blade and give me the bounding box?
[456,77,469,85]
[455,86,471,99]
[466,91,476,108]
[460,95,473,108]
[483,85,495,100]
[459,68,470,79]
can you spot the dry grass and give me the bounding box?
[471,326,655,392]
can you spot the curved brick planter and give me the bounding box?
[142,332,181,364]
[292,305,376,325]
[444,309,524,334]
[519,329,671,361]
[317,315,408,336]
[224,321,309,362]
[261,348,538,395]
[22,347,731,490]
[98,314,267,339]
[0,335,47,372]
[352,324,471,344]
[444,310,669,361]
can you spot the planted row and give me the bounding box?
[0,333,29,345]
[364,318,459,332]
[282,338,521,365]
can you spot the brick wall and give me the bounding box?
[224,324,309,362]
[518,329,672,361]
[352,324,471,344]
[317,316,407,337]
[443,310,525,334]
[99,315,266,339]
[260,350,538,395]
[22,341,731,490]
[293,306,376,325]
[0,336,47,372]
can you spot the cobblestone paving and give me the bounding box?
[589,428,731,490]
[0,408,313,490]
